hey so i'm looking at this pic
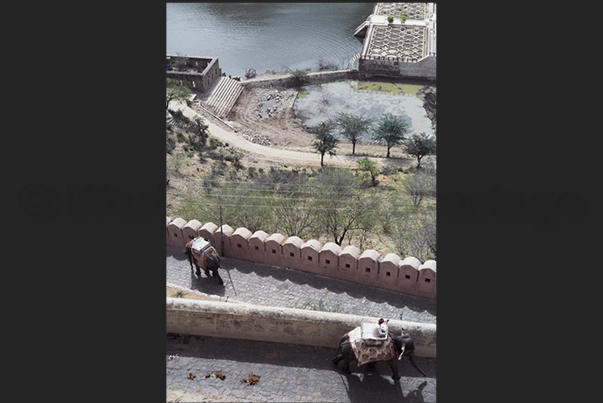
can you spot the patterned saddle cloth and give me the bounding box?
[187,237,218,269]
[348,326,396,366]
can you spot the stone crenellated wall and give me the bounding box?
[167,217,436,300]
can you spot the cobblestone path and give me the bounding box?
[166,246,436,323]
[166,333,436,402]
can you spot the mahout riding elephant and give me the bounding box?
[332,327,426,380]
[184,244,224,285]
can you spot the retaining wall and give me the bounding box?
[167,217,436,300]
[241,69,359,89]
[166,298,436,357]
[359,55,436,81]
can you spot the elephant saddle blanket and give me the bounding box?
[187,238,218,269]
[348,326,396,366]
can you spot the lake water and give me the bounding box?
[294,80,435,139]
[166,2,374,78]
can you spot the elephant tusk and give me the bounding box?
[398,343,405,360]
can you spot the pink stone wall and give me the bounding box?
[378,253,401,291]
[183,219,202,242]
[319,243,341,277]
[167,217,187,248]
[166,218,436,300]
[248,230,269,263]
[230,227,253,260]
[300,239,322,274]
[337,245,360,283]
[199,222,218,246]
[282,236,304,271]
[357,249,381,287]
[265,233,286,267]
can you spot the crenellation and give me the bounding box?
[167,217,435,300]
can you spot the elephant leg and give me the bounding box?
[214,271,224,285]
[386,358,401,380]
[341,360,352,374]
[194,264,202,278]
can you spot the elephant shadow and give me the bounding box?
[342,367,430,402]
[189,271,226,297]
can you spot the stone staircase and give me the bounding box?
[204,77,244,118]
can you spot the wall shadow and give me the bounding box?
[222,257,436,316]
[166,245,187,261]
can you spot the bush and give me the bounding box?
[290,69,309,87]
[168,108,190,125]
[382,165,398,176]
[209,138,223,150]
[173,55,189,71]
[166,138,175,154]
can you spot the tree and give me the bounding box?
[356,157,380,186]
[405,132,436,168]
[187,116,209,151]
[372,113,411,158]
[173,55,189,71]
[390,209,436,262]
[310,120,339,167]
[166,152,188,180]
[335,112,372,155]
[290,69,309,87]
[311,168,377,246]
[274,196,318,240]
[166,78,192,110]
[403,170,436,207]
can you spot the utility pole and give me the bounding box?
[219,205,224,257]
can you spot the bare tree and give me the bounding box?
[311,168,377,245]
[310,120,339,167]
[403,170,436,207]
[405,132,436,168]
[391,209,436,262]
[335,112,372,155]
[373,113,411,158]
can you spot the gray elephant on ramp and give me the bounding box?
[332,323,426,380]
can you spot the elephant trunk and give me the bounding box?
[408,352,426,377]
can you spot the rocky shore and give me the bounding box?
[419,86,436,133]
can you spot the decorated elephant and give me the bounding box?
[184,240,224,285]
[332,321,426,380]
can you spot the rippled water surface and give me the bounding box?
[166,2,374,78]
[294,80,435,140]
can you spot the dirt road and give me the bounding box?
[170,97,408,170]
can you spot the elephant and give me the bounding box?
[184,245,224,285]
[332,328,426,380]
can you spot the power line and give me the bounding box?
[168,199,434,213]
[166,192,424,207]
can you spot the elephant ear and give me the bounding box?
[398,343,406,360]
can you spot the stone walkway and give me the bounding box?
[166,245,436,323]
[166,333,436,402]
